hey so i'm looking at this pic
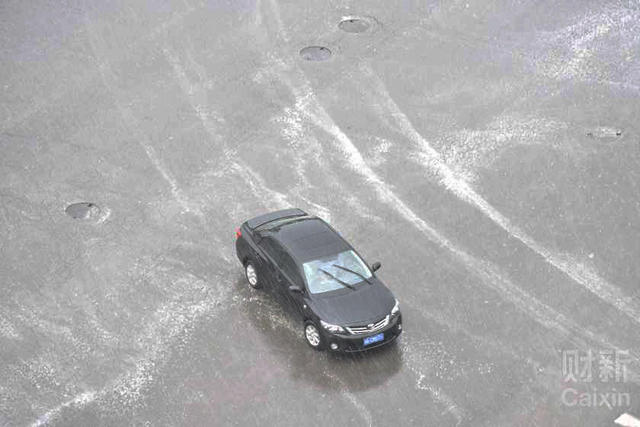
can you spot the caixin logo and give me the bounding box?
[560,349,632,408]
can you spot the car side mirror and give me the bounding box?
[371,262,381,272]
[289,285,303,294]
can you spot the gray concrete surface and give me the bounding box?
[1,0,640,425]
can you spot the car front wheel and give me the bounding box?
[304,321,325,350]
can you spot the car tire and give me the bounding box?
[244,260,262,289]
[304,320,325,351]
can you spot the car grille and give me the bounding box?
[346,315,389,335]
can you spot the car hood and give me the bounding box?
[308,278,395,325]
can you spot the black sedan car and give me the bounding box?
[235,208,402,352]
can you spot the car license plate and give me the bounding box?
[363,333,384,346]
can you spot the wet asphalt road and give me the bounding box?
[2,0,640,425]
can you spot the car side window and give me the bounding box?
[258,238,303,285]
[278,250,303,286]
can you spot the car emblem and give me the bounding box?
[368,323,374,329]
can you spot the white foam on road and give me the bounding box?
[417,373,464,426]
[266,0,290,44]
[271,97,333,222]
[230,161,290,211]
[535,6,640,82]
[163,46,295,214]
[324,372,374,427]
[360,64,640,327]
[0,315,21,340]
[139,141,202,216]
[84,17,202,217]
[31,391,97,427]
[436,114,568,183]
[166,41,335,224]
[110,280,223,407]
[29,265,231,426]
[236,285,376,427]
[1,2,202,135]
[399,341,466,425]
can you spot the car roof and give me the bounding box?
[270,218,350,262]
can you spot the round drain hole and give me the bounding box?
[300,46,332,61]
[338,17,371,33]
[65,202,101,220]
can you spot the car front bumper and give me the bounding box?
[323,314,402,353]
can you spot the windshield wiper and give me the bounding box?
[319,269,355,290]
[332,264,372,284]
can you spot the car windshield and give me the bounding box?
[302,250,372,294]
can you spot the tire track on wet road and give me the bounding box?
[357,64,640,327]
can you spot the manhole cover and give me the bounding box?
[299,46,332,61]
[586,127,623,139]
[65,202,101,220]
[338,17,371,33]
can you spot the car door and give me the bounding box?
[255,237,283,289]
[272,247,307,319]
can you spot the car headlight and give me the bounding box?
[391,299,400,316]
[320,320,345,334]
